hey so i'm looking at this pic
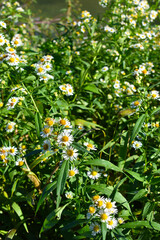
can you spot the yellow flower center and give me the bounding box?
[67,149,74,156]
[0,39,3,43]
[43,128,50,134]
[9,57,15,63]
[87,143,93,149]
[43,144,49,150]
[91,170,98,176]
[152,94,157,98]
[89,206,96,214]
[92,195,100,202]
[48,120,54,126]
[60,119,66,125]
[10,149,15,153]
[8,125,13,129]
[38,67,43,73]
[14,40,19,45]
[108,220,113,225]
[93,225,100,232]
[19,161,24,166]
[1,154,6,160]
[69,170,75,177]
[105,202,112,209]
[8,48,14,52]
[134,101,140,106]
[62,136,69,142]
[97,200,103,207]
[101,213,108,220]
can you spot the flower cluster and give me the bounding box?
[87,194,124,236]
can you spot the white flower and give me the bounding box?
[40,126,53,138]
[62,147,78,161]
[68,167,79,177]
[8,146,18,156]
[6,122,16,132]
[106,218,118,229]
[89,222,101,236]
[101,66,109,72]
[7,97,19,110]
[150,90,159,100]
[0,21,6,28]
[57,130,74,146]
[65,191,74,199]
[16,158,25,166]
[132,141,142,149]
[87,167,101,180]
[84,142,97,151]
[104,198,117,214]
[0,35,5,46]
[131,100,142,108]
[42,140,51,152]
[98,209,111,223]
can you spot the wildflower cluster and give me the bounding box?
[87,194,124,236]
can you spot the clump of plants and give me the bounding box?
[0,0,160,239]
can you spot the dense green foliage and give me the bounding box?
[0,0,160,239]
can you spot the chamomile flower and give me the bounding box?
[42,140,51,152]
[40,126,53,138]
[131,100,142,108]
[132,141,142,149]
[6,54,20,66]
[95,197,105,208]
[6,122,16,132]
[62,147,78,161]
[59,118,70,127]
[104,198,117,213]
[89,222,101,236]
[118,217,124,224]
[87,167,101,180]
[68,167,79,177]
[57,130,74,146]
[43,62,52,71]
[39,74,54,81]
[15,158,25,166]
[106,218,118,229]
[45,118,55,127]
[8,146,18,156]
[65,191,74,199]
[0,35,5,46]
[0,21,6,28]
[6,47,16,54]
[35,64,46,75]
[7,97,19,110]
[98,209,111,223]
[150,90,159,100]
[84,142,97,151]
[101,66,109,72]
[66,84,74,96]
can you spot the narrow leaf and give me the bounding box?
[84,159,123,172]
[129,114,146,145]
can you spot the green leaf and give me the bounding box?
[130,189,147,203]
[36,182,57,214]
[118,131,129,170]
[84,159,123,172]
[56,160,69,207]
[35,112,42,138]
[99,140,115,153]
[102,222,107,240]
[11,179,18,197]
[124,169,145,182]
[129,114,146,145]
[5,229,16,240]
[142,202,155,219]
[29,151,53,170]
[151,106,160,115]
[118,221,160,231]
[75,119,103,129]
[88,185,131,213]
[40,203,70,235]
[12,202,28,233]
[84,84,101,94]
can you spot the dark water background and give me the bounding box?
[31,0,105,19]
